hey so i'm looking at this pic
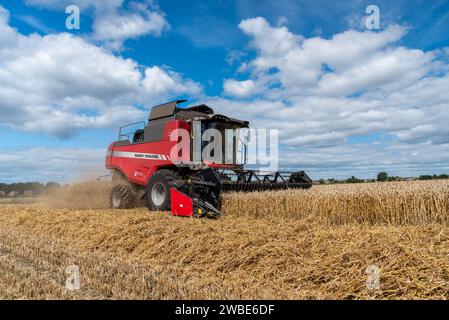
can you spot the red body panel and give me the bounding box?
[105,118,241,187]
[170,188,194,217]
[105,120,190,186]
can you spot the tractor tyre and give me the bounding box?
[109,184,136,209]
[147,170,176,211]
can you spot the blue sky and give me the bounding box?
[0,0,449,182]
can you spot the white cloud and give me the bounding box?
[217,17,449,177]
[0,6,16,46]
[237,18,411,95]
[92,1,169,51]
[26,0,169,50]
[223,79,256,98]
[143,66,201,96]
[0,146,106,183]
[0,5,200,139]
[315,47,434,97]
[239,17,303,61]
[217,18,449,146]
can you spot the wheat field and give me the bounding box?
[223,180,449,225]
[0,180,448,299]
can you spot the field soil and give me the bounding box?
[0,181,448,299]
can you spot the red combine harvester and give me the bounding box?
[105,100,312,218]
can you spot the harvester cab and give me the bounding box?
[105,100,312,218]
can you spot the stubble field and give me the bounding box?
[0,180,448,299]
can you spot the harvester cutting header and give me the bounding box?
[105,100,312,218]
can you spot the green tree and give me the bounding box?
[377,172,388,182]
[346,176,362,183]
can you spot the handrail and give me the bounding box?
[118,121,146,140]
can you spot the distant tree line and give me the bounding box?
[318,177,374,184]
[417,174,449,180]
[0,182,61,196]
[317,172,449,184]
[377,172,449,182]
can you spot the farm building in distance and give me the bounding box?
[23,190,34,197]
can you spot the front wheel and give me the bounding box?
[147,170,175,211]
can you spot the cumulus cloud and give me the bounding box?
[216,17,449,177]
[236,17,417,96]
[0,5,200,139]
[92,1,169,51]
[26,0,169,50]
[221,18,449,142]
[143,66,201,96]
[223,79,256,98]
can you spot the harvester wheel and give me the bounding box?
[147,170,175,211]
[109,184,136,209]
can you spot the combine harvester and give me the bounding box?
[105,100,312,218]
